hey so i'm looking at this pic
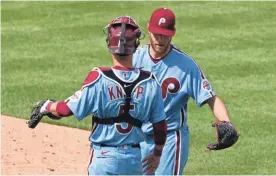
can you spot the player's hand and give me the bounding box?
[206,120,239,151]
[27,99,61,129]
[39,99,52,115]
[142,152,160,175]
[28,99,51,129]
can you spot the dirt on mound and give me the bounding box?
[1,115,91,175]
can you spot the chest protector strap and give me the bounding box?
[93,69,153,128]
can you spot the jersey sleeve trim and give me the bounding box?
[81,68,101,89]
[197,92,216,107]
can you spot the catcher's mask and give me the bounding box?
[103,16,144,55]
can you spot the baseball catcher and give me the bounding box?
[206,120,239,151]
[27,16,167,175]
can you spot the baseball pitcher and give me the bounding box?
[133,8,239,175]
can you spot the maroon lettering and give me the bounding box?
[108,87,116,100]
[116,86,123,99]
[136,86,144,99]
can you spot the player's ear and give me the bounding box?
[105,31,109,45]
[147,24,152,36]
[135,38,140,48]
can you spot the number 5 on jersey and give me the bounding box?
[116,104,135,134]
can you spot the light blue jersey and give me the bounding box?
[134,44,216,175]
[133,44,216,134]
[66,66,165,146]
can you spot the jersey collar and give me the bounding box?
[148,44,173,63]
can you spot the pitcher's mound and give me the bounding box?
[1,115,91,175]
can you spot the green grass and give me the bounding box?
[1,1,276,174]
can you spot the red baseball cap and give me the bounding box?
[148,8,176,36]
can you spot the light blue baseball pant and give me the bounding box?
[88,143,142,175]
[140,127,190,175]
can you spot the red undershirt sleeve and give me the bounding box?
[153,120,167,145]
[56,101,73,117]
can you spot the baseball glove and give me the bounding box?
[206,120,239,151]
[27,99,61,129]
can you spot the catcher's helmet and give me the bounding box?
[103,16,144,55]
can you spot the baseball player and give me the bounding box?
[28,16,167,175]
[133,8,239,175]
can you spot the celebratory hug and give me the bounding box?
[28,7,239,175]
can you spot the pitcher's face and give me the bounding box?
[149,32,172,54]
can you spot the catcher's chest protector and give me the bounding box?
[101,69,153,95]
[93,68,154,128]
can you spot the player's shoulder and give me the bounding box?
[81,67,105,87]
[139,69,151,76]
[139,69,158,80]
[139,69,160,87]
[170,45,200,69]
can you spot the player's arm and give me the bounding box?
[152,120,167,155]
[187,63,239,150]
[142,120,167,174]
[28,98,73,129]
[206,96,230,122]
[187,64,230,122]
[188,66,230,122]
[40,100,73,118]
[142,80,167,174]
[28,70,100,129]
[43,70,100,119]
